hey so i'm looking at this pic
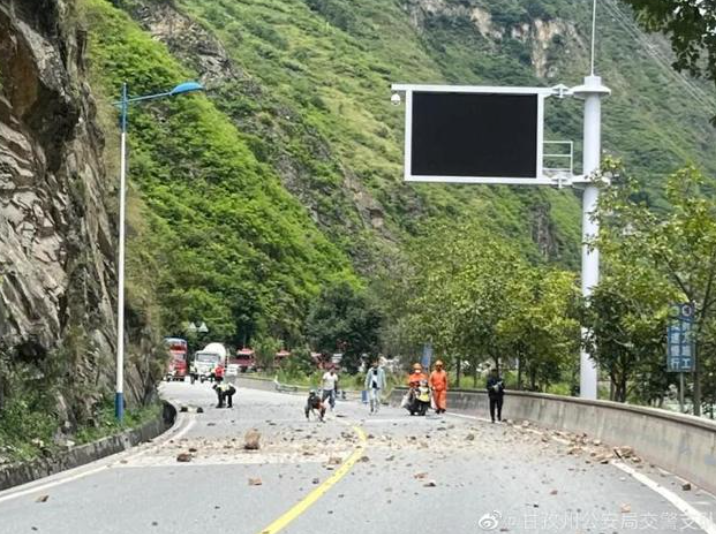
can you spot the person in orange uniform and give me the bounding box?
[407,363,427,387]
[429,360,448,414]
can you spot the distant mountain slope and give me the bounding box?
[83,0,716,340]
[82,0,358,345]
[125,0,715,255]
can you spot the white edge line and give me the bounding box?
[0,405,192,504]
[445,410,716,534]
[612,461,716,534]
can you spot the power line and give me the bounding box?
[601,0,716,113]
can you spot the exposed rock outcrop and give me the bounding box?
[0,0,153,423]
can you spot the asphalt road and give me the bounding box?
[1,381,716,534]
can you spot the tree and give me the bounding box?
[306,282,382,373]
[401,219,578,389]
[596,165,716,414]
[582,259,675,402]
[499,270,581,392]
[621,0,716,121]
[254,336,281,372]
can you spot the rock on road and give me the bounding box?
[1,381,715,534]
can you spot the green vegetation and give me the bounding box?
[622,0,716,123]
[306,281,383,373]
[591,164,716,414]
[73,400,162,445]
[83,0,358,348]
[0,365,162,462]
[382,219,580,391]
[67,0,716,414]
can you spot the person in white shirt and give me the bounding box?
[322,367,339,410]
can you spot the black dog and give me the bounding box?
[305,390,326,422]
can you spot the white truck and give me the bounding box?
[191,342,227,383]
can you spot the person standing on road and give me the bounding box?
[486,368,505,423]
[429,360,448,414]
[364,360,387,414]
[322,367,339,411]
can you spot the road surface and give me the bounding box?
[1,381,715,533]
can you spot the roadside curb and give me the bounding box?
[0,401,177,491]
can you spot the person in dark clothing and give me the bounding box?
[486,368,505,423]
[305,390,326,422]
[213,383,236,408]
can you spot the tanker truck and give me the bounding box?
[190,342,227,383]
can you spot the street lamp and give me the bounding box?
[115,81,204,422]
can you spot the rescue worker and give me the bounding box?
[214,362,225,383]
[364,359,387,414]
[407,363,427,387]
[429,360,448,414]
[213,382,236,408]
[486,368,505,423]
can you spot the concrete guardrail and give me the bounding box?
[389,387,716,495]
[0,402,176,491]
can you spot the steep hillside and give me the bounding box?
[82,0,359,347]
[0,0,161,434]
[83,0,716,341]
[118,0,716,262]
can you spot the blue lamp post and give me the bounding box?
[115,81,204,422]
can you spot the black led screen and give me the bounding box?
[410,92,539,179]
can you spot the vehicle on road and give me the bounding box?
[405,380,431,416]
[229,348,256,373]
[164,337,189,381]
[191,342,227,383]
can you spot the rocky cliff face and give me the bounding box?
[0,0,151,424]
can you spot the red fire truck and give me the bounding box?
[164,337,188,381]
[229,348,256,373]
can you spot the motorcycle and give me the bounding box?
[404,380,431,416]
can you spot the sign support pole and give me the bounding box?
[679,372,685,413]
[573,75,610,400]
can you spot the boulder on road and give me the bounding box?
[244,430,261,450]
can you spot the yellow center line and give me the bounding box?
[256,425,368,534]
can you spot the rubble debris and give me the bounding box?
[613,446,634,459]
[244,430,261,450]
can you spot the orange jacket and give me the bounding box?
[407,372,427,388]
[430,369,448,391]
